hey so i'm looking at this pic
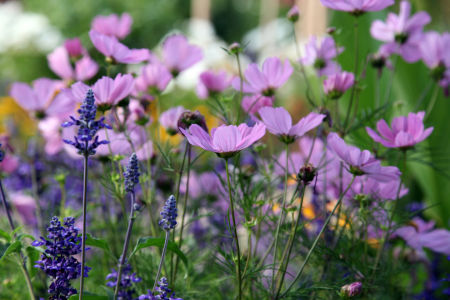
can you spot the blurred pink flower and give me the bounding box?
[91,13,133,40]
[371,43,394,70]
[161,34,203,75]
[38,117,65,156]
[253,107,325,143]
[134,63,173,95]
[232,57,293,96]
[320,0,394,14]
[0,155,20,174]
[241,95,274,114]
[370,1,431,63]
[47,46,99,81]
[394,217,450,255]
[302,36,343,76]
[89,29,150,64]
[181,171,222,199]
[366,111,433,149]
[10,193,36,225]
[70,73,134,107]
[286,5,300,22]
[64,38,86,58]
[327,132,401,182]
[323,71,355,99]
[180,123,266,158]
[346,176,408,203]
[9,78,74,119]
[419,31,450,87]
[196,70,232,99]
[159,106,186,135]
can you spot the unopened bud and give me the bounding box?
[286,5,300,22]
[177,110,208,134]
[326,26,337,35]
[297,163,317,185]
[317,106,332,127]
[229,42,243,54]
[340,282,362,299]
[133,203,141,211]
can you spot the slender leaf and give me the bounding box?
[25,246,40,278]
[15,234,35,242]
[0,241,22,262]
[83,234,118,262]
[10,226,24,237]
[128,237,189,276]
[101,286,114,300]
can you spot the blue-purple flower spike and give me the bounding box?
[124,153,140,192]
[32,216,91,300]
[61,88,111,156]
[106,261,142,300]
[0,143,4,162]
[159,195,178,231]
[139,277,183,300]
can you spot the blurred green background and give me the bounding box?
[0,0,450,228]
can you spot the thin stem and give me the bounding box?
[383,47,400,109]
[371,152,407,281]
[0,178,15,232]
[413,80,433,111]
[292,24,317,108]
[59,181,66,219]
[15,253,35,300]
[153,231,170,292]
[271,143,289,294]
[425,83,440,121]
[242,232,252,278]
[113,191,137,300]
[343,17,359,132]
[375,70,381,109]
[236,53,244,123]
[275,187,306,298]
[79,152,89,300]
[280,175,356,298]
[225,159,242,300]
[173,145,191,282]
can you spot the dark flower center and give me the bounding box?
[314,58,326,70]
[430,63,446,81]
[394,33,409,44]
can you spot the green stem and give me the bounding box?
[343,17,359,133]
[15,253,35,300]
[271,143,289,295]
[79,152,89,300]
[413,80,433,111]
[153,231,170,292]
[236,53,244,123]
[242,232,252,278]
[280,175,356,298]
[425,83,440,121]
[173,145,191,283]
[275,187,305,298]
[375,70,381,110]
[59,182,66,219]
[225,159,242,300]
[371,151,407,281]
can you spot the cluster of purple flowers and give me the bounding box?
[62,89,111,156]
[106,262,142,300]
[32,216,91,300]
[158,195,178,231]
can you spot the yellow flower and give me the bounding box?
[0,96,35,136]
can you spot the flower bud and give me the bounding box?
[177,110,208,134]
[133,203,141,211]
[340,282,362,299]
[317,106,333,127]
[229,42,243,54]
[326,27,337,35]
[286,5,300,22]
[297,163,317,185]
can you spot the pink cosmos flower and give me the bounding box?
[253,107,325,143]
[9,78,74,119]
[366,111,433,149]
[180,171,222,199]
[323,71,355,99]
[320,0,394,14]
[196,70,232,99]
[64,38,86,58]
[231,57,293,96]
[134,63,173,95]
[302,36,344,76]
[10,193,37,225]
[161,34,203,75]
[394,217,450,255]
[89,29,150,64]
[371,43,394,70]
[69,73,134,108]
[327,132,401,182]
[159,106,186,135]
[47,46,99,82]
[346,176,408,203]
[38,117,65,156]
[0,155,19,174]
[370,1,431,63]
[419,31,450,87]
[180,123,266,158]
[91,13,133,40]
[241,95,274,114]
